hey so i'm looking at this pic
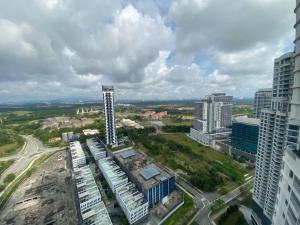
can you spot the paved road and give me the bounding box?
[0,135,64,183]
[176,175,253,225]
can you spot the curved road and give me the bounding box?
[0,135,65,183]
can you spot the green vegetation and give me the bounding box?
[120,213,129,225]
[233,105,253,117]
[162,125,190,133]
[211,199,225,213]
[3,173,16,184]
[0,151,58,209]
[162,116,193,126]
[162,194,196,225]
[0,160,14,176]
[119,127,249,192]
[217,205,247,225]
[0,130,24,157]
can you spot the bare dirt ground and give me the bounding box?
[0,151,78,225]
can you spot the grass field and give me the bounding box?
[0,134,24,158]
[0,160,14,177]
[129,130,250,192]
[162,194,196,225]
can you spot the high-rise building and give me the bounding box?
[272,2,300,224]
[194,93,233,133]
[254,88,272,118]
[190,93,233,146]
[251,52,295,225]
[272,149,300,225]
[102,85,117,146]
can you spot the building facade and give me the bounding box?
[114,149,176,208]
[70,141,86,168]
[116,182,149,224]
[252,52,295,225]
[102,85,117,146]
[86,138,107,160]
[190,93,232,146]
[254,88,272,119]
[231,117,260,155]
[272,149,300,225]
[272,2,300,225]
[194,93,233,133]
[97,157,128,193]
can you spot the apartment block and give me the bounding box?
[70,141,86,168]
[102,85,117,146]
[86,138,107,160]
[97,157,128,193]
[116,182,149,224]
[252,52,295,225]
[254,88,272,119]
[272,149,300,225]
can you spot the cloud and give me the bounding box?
[0,0,295,102]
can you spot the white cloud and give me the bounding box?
[0,0,295,102]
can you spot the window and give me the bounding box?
[288,185,291,192]
[289,170,294,179]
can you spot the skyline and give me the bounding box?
[0,0,295,103]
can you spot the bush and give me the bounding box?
[0,184,6,192]
[4,173,16,184]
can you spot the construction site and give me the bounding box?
[0,151,78,225]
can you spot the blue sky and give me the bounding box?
[0,0,295,103]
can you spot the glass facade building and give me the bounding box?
[231,117,260,154]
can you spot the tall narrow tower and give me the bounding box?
[102,85,117,146]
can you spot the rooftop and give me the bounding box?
[82,202,113,225]
[97,157,127,185]
[116,182,148,212]
[74,166,101,203]
[70,141,85,159]
[115,148,174,190]
[233,116,260,126]
[86,138,106,155]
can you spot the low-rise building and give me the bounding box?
[119,119,144,129]
[115,149,176,208]
[86,138,106,160]
[82,201,113,225]
[97,157,128,193]
[83,129,100,136]
[116,182,149,224]
[70,141,86,168]
[231,116,260,155]
[74,165,102,214]
[142,111,167,120]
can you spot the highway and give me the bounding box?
[0,135,65,183]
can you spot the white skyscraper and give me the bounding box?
[102,85,117,146]
[190,93,233,145]
[251,54,295,224]
[194,93,233,133]
[272,1,300,224]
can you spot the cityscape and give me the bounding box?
[0,1,299,225]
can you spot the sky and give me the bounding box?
[0,0,295,103]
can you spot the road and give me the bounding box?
[0,135,64,183]
[177,175,253,225]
